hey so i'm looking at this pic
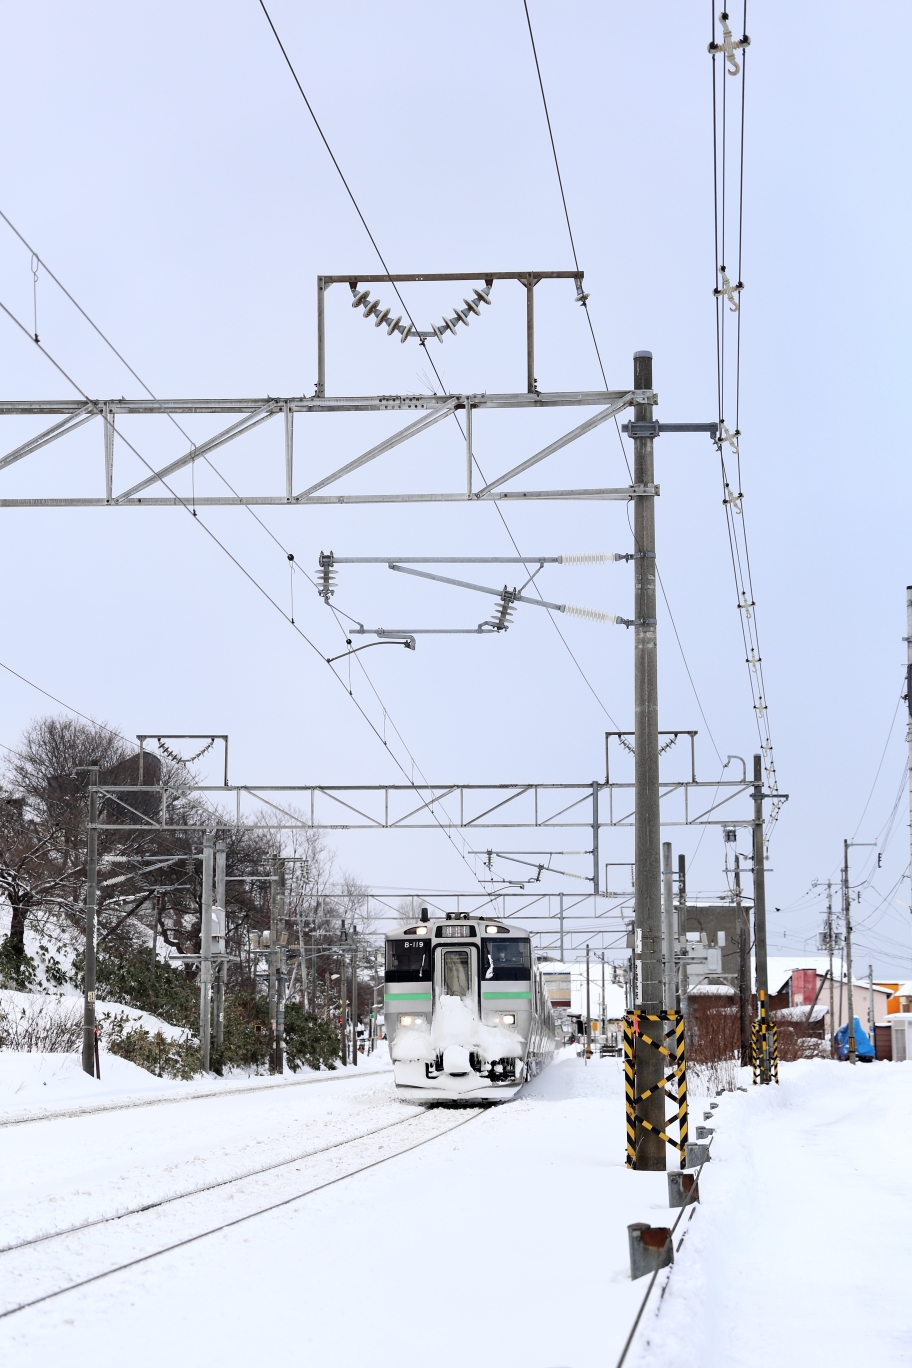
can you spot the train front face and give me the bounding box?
[385,915,539,1101]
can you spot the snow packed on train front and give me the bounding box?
[384,908,561,1102]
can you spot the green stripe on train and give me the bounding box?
[482,992,532,1000]
[384,992,432,1000]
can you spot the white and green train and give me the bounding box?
[384,909,561,1101]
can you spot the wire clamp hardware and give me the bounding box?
[717,423,740,456]
[713,266,743,312]
[708,11,751,75]
[615,616,657,629]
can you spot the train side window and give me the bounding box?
[442,949,471,996]
[482,938,531,981]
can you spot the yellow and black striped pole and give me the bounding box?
[624,1013,637,1167]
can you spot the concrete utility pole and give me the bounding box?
[81,762,99,1077]
[632,349,665,1169]
[215,840,226,1053]
[662,842,675,1009]
[559,893,564,963]
[351,929,358,1067]
[275,859,286,1073]
[601,951,606,1037]
[268,857,278,1071]
[826,881,836,1057]
[843,839,856,1065]
[735,850,751,1066]
[200,831,214,1072]
[868,964,875,1047]
[676,853,688,1006]
[906,585,912,958]
[585,943,592,1061]
[752,754,771,1081]
[340,923,348,1066]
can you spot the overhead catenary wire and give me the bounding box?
[0,294,487,889]
[521,0,724,757]
[257,0,625,730]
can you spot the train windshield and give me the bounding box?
[386,940,432,982]
[442,949,471,996]
[482,938,532,981]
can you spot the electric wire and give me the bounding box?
[710,4,782,834]
[257,0,623,733]
[0,294,486,887]
[521,2,723,755]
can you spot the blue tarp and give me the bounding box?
[834,1017,875,1061]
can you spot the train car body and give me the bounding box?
[384,911,560,1102]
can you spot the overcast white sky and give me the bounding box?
[0,2,909,974]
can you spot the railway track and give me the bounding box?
[0,1102,484,1321]
[0,1062,394,1129]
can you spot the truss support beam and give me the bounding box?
[115,403,279,502]
[0,404,95,472]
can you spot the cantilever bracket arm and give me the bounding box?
[326,638,415,663]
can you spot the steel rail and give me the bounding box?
[0,1107,484,1321]
[0,1064,393,1130]
[0,1103,423,1256]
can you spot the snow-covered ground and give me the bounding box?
[0,1048,907,1366]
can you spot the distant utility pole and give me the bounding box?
[843,840,856,1065]
[662,842,675,1009]
[268,857,278,1071]
[340,922,348,1066]
[601,951,606,1037]
[868,964,875,1047]
[906,585,912,956]
[215,839,226,1053]
[752,754,771,1083]
[632,350,665,1169]
[826,881,836,1058]
[275,859,286,1073]
[735,850,751,1066]
[200,830,214,1072]
[81,761,99,1078]
[351,929,358,1067]
[585,943,592,1061]
[676,853,687,1005]
[559,893,564,963]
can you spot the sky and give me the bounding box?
[0,1,909,975]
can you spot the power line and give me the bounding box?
[257,0,624,730]
[0,293,485,887]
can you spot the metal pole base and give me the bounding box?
[628,1223,673,1280]
[667,1171,700,1208]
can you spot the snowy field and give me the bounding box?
[0,1047,907,1367]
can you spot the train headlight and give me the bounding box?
[501,1013,516,1025]
[399,1014,427,1027]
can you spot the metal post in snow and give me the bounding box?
[601,951,606,1038]
[81,763,99,1077]
[559,893,564,963]
[677,853,688,1007]
[868,963,875,1049]
[662,841,675,1010]
[632,349,665,1168]
[200,831,214,1072]
[340,921,348,1066]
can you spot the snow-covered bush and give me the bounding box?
[0,995,82,1052]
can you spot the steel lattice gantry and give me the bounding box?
[0,389,657,507]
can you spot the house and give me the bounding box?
[767,959,892,1041]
